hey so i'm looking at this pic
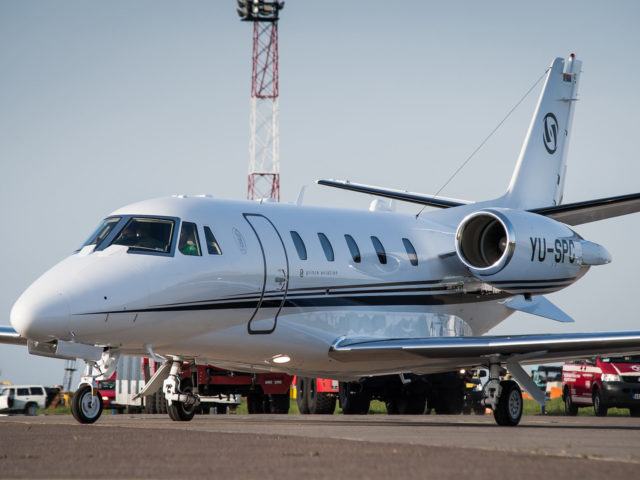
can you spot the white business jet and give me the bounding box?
[2,54,640,426]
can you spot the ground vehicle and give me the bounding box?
[98,373,125,413]
[296,372,468,415]
[115,356,292,415]
[0,384,47,415]
[531,366,562,391]
[562,356,640,416]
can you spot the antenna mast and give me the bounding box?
[237,0,284,201]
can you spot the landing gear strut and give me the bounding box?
[163,360,199,422]
[71,349,119,424]
[482,357,523,426]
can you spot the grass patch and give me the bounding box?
[523,397,632,416]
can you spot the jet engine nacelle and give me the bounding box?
[454,208,608,294]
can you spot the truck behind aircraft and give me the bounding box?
[562,355,640,416]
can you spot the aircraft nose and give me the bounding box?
[10,287,70,341]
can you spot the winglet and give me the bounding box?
[502,295,574,323]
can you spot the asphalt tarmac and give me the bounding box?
[1,414,639,479]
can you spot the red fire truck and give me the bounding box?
[562,355,640,416]
[115,356,292,415]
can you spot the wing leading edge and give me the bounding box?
[329,331,640,367]
[317,179,640,226]
[0,325,27,346]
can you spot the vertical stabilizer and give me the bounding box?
[501,55,581,209]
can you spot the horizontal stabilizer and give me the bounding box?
[532,192,640,225]
[502,295,574,323]
[0,325,27,346]
[317,180,470,209]
[329,331,640,366]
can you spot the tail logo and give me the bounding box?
[543,113,558,154]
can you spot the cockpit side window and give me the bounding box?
[179,222,202,256]
[111,217,175,253]
[81,217,121,249]
[204,226,222,255]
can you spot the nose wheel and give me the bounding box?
[71,384,103,424]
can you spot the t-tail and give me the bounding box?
[500,54,582,210]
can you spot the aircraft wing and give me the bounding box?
[329,332,640,367]
[318,179,640,226]
[0,325,27,346]
[531,192,640,226]
[316,179,471,209]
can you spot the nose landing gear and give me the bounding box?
[70,348,119,424]
[71,384,103,424]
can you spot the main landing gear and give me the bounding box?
[163,360,199,421]
[482,357,524,426]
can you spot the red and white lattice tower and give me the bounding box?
[237,1,284,201]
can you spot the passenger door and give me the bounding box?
[243,214,289,334]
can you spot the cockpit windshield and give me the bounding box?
[110,217,175,253]
[81,217,122,249]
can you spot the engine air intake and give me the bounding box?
[456,211,513,275]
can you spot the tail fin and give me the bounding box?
[501,55,581,209]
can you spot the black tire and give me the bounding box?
[24,402,37,416]
[385,398,399,415]
[144,394,157,414]
[338,382,370,415]
[393,393,427,415]
[247,393,265,414]
[155,391,167,414]
[167,378,196,422]
[493,380,522,427]
[629,407,640,417]
[296,378,310,414]
[593,388,608,417]
[563,388,578,416]
[269,393,290,414]
[307,380,336,414]
[435,389,464,415]
[71,385,103,424]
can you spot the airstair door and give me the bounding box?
[244,214,289,334]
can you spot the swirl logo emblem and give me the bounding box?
[631,365,640,372]
[542,113,558,154]
[232,227,247,254]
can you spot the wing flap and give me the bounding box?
[329,331,640,366]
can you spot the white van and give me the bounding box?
[0,385,47,415]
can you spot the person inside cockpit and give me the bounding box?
[178,222,201,256]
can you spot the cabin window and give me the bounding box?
[204,226,222,255]
[179,222,202,256]
[290,231,307,260]
[318,233,334,262]
[81,217,121,249]
[402,238,418,266]
[111,217,175,253]
[344,234,361,263]
[371,236,387,264]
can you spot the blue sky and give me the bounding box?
[1,1,639,384]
